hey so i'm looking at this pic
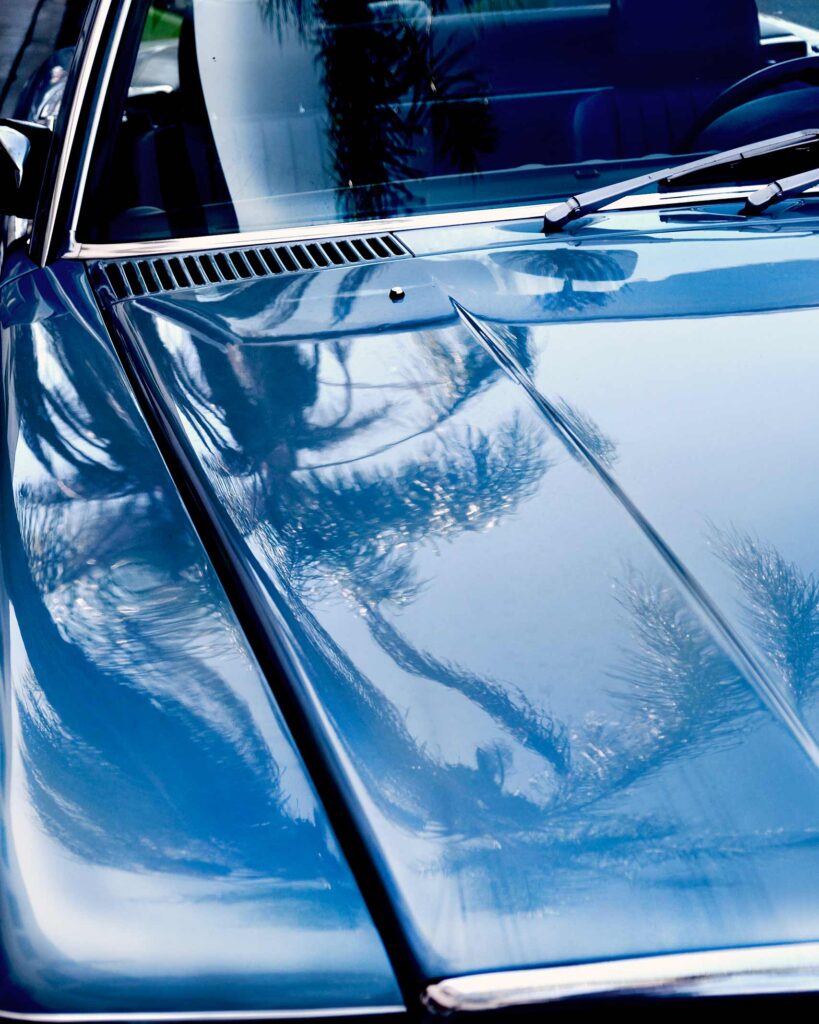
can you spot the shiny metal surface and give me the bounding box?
[0,1009,404,1023]
[64,0,134,257]
[68,185,780,260]
[745,162,819,213]
[108,207,819,987]
[39,0,115,263]
[544,129,819,231]
[0,258,401,1015]
[423,942,819,1012]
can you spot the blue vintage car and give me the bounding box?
[6,0,819,1019]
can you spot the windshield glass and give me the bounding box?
[80,0,819,243]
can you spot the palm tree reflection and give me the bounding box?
[258,0,497,217]
[554,397,618,468]
[606,569,757,776]
[489,248,639,315]
[135,281,810,877]
[15,263,819,930]
[255,418,570,774]
[3,277,349,900]
[713,525,819,707]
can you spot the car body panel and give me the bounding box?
[0,258,401,1015]
[105,211,819,981]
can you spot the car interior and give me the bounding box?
[81,0,819,241]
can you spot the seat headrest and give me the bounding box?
[612,0,761,81]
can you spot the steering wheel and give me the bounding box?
[683,55,819,150]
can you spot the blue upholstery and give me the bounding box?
[695,86,819,150]
[572,84,721,160]
[572,0,763,160]
[430,7,614,96]
[612,0,762,82]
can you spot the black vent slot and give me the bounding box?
[96,232,411,300]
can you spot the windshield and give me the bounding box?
[79,0,819,243]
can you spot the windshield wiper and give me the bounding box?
[543,129,819,233]
[743,164,819,214]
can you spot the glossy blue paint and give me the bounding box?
[0,258,402,1015]
[110,209,819,983]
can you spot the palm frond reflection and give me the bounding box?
[713,525,819,706]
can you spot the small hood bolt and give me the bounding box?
[389,286,405,302]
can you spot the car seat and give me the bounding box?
[571,0,763,161]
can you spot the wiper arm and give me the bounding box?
[543,129,819,233]
[743,165,819,214]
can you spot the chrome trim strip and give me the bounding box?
[761,33,806,45]
[760,14,819,49]
[68,202,552,258]
[65,183,819,260]
[39,0,115,264]
[65,0,135,254]
[422,943,819,1014]
[0,1006,405,1023]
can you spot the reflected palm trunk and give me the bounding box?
[361,599,570,772]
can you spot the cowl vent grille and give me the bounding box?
[96,233,411,300]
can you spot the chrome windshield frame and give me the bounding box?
[31,0,116,264]
[31,0,140,265]
[37,3,819,264]
[65,183,819,261]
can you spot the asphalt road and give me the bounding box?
[0,0,73,115]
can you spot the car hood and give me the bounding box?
[0,262,401,1015]
[108,214,819,990]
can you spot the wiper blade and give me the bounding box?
[743,165,819,214]
[543,129,819,233]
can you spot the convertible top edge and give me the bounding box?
[422,943,819,1014]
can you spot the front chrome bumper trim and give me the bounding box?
[0,1007,405,1023]
[422,942,819,1014]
